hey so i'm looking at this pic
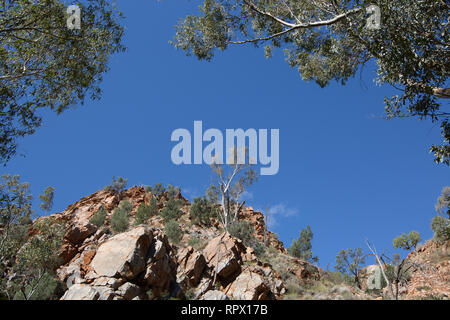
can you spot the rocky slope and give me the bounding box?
[43,186,311,300]
[402,240,450,299]
[36,186,448,300]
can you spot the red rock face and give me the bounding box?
[403,240,450,299]
[37,186,317,300]
[239,207,287,254]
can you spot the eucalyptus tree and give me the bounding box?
[0,174,64,300]
[172,0,450,164]
[335,247,367,289]
[432,186,450,243]
[0,0,125,164]
[207,147,258,231]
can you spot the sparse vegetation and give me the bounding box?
[145,183,166,197]
[149,197,158,216]
[334,248,367,289]
[90,206,107,228]
[393,231,422,251]
[165,220,182,244]
[431,187,450,243]
[161,198,183,222]
[288,225,318,263]
[135,202,152,225]
[228,220,254,246]
[110,201,131,233]
[228,220,266,258]
[106,176,128,196]
[190,197,217,226]
[12,272,63,300]
[187,236,206,251]
[0,175,65,300]
[166,185,180,199]
[184,288,196,300]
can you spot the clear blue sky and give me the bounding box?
[2,1,448,269]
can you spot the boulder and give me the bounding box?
[65,222,97,245]
[228,270,270,300]
[116,282,141,300]
[144,233,177,296]
[201,290,229,300]
[90,226,153,280]
[61,284,100,300]
[203,233,245,281]
[177,247,207,286]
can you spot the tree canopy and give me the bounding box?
[288,225,318,263]
[0,0,125,164]
[172,0,449,164]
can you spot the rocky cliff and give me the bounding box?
[35,186,448,300]
[43,186,316,300]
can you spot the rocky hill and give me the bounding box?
[34,186,448,300]
[402,240,450,299]
[42,186,317,300]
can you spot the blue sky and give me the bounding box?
[1,1,448,269]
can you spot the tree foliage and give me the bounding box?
[161,198,183,222]
[228,219,265,257]
[165,219,182,244]
[431,186,450,243]
[166,184,180,199]
[134,201,155,225]
[0,0,125,164]
[145,183,166,197]
[38,186,55,213]
[435,186,450,217]
[0,174,64,300]
[228,220,254,247]
[288,225,318,263]
[189,196,217,226]
[207,147,258,230]
[11,219,65,300]
[106,176,128,196]
[335,248,366,289]
[110,201,131,234]
[392,231,421,251]
[172,0,450,164]
[89,206,106,228]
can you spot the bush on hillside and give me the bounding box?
[228,220,254,247]
[135,203,152,225]
[110,207,129,233]
[431,216,450,243]
[90,206,107,227]
[189,197,217,226]
[106,176,127,195]
[145,183,166,197]
[161,198,183,222]
[288,225,318,263]
[165,219,182,244]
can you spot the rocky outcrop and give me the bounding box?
[61,284,100,300]
[177,246,207,287]
[202,233,257,284]
[201,290,229,300]
[89,226,152,279]
[402,240,450,299]
[45,186,322,300]
[58,225,178,300]
[227,270,269,300]
[239,207,287,254]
